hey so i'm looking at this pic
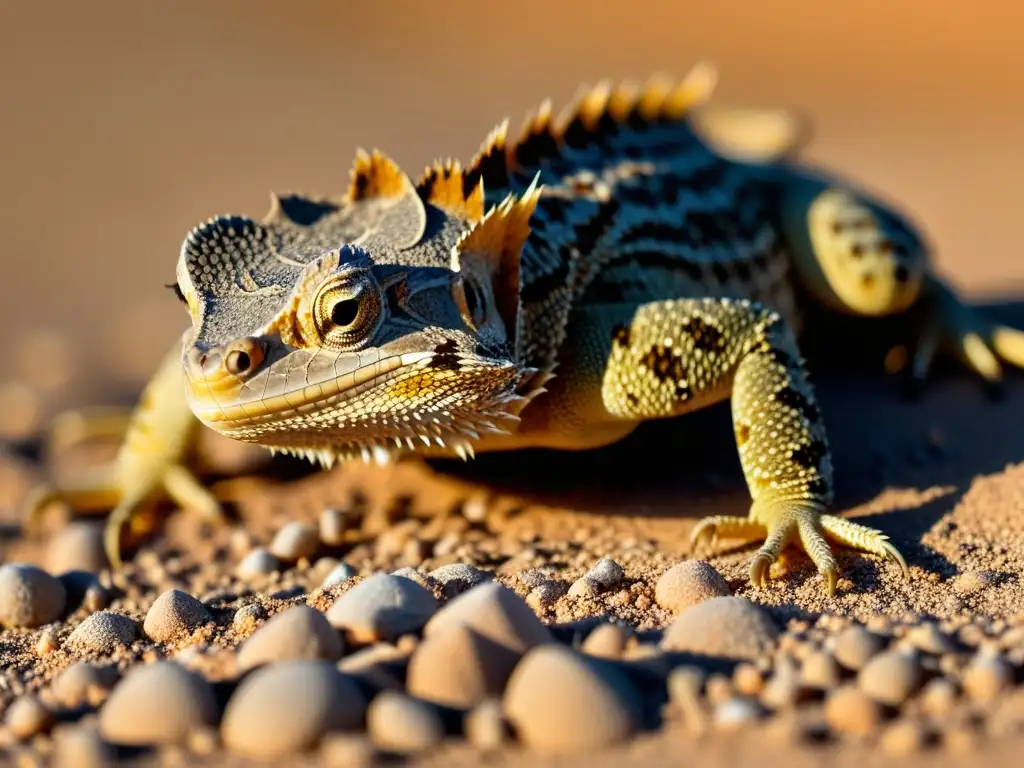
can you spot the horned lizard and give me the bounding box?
[27,63,1024,595]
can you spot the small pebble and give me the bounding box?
[52,663,117,709]
[517,567,556,590]
[824,685,881,736]
[879,719,926,756]
[35,628,59,656]
[800,649,840,690]
[581,623,631,659]
[320,734,376,768]
[654,560,730,613]
[567,558,625,598]
[143,589,212,643]
[714,697,763,731]
[319,508,351,547]
[238,605,343,670]
[47,523,108,574]
[760,657,800,710]
[327,573,439,643]
[919,677,958,718]
[661,597,778,660]
[66,612,138,656]
[961,649,1012,704]
[270,522,320,562]
[906,621,957,655]
[51,723,113,768]
[366,692,445,754]
[953,570,993,595]
[857,650,922,706]
[527,580,568,610]
[732,663,764,697]
[833,624,884,671]
[0,563,67,628]
[221,660,366,759]
[99,662,218,746]
[232,602,267,632]
[424,582,552,654]
[407,625,513,708]
[504,645,639,753]
[5,695,53,740]
[464,699,508,751]
[321,562,357,589]
[236,548,280,578]
[428,563,491,598]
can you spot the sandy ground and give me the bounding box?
[2,1,1024,765]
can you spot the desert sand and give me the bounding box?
[2,1,1024,765]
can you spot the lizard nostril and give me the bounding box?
[200,351,221,376]
[225,350,252,375]
[894,264,910,284]
[223,337,265,378]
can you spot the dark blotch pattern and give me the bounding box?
[774,385,821,424]
[640,344,687,384]
[791,439,828,472]
[681,316,725,354]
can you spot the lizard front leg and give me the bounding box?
[600,297,908,595]
[24,339,220,567]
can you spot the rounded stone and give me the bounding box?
[366,692,445,754]
[0,563,67,628]
[464,698,508,751]
[857,650,923,706]
[800,649,840,690]
[919,677,958,717]
[321,562,357,589]
[406,625,514,708]
[833,624,884,671]
[5,694,53,740]
[905,621,956,655]
[221,660,366,758]
[654,560,730,613]
[270,522,320,562]
[714,697,763,730]
[143,589,212,643]
[661,597,778,660]
[52,662,118,708]
[99,662,218,746]
[423,582,552,655]
[428,563,492,598]
[568,558,625,598]
[67,611,138,656]
[880,720,926,757]
[961,650,1011,704]
[503,645,639,754]
[236,547,280,578]
[52,723,113,768]
[238,605,344,670]
[319,507,351,547]
[327,573,439,643]
[824,685,882,736]
[47,522,109,574]
[581,623,631,659]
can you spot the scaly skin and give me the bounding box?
[30,63,1024,592]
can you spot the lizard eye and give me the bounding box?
[312,271,384,351]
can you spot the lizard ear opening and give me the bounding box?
[451,175,542,356]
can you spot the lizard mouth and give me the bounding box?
[183,347,543,466]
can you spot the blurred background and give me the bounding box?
[1,0,1023,439]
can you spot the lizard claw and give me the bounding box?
[906,274,1024,395]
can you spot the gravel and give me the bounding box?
[99,662,218,745]
[366,692,446,754]
[66,611,139,656]
[661,596,779,660]
[654,560,731,612]
[326,573,439,643]
[0,563,67,628]
[143,588,212,643]
[238,605,344,669]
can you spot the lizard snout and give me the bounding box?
[185,337,266,383]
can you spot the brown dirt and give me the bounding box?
[2,1,1024,765]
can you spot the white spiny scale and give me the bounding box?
[372,444,392,466]
[360,445,372,464]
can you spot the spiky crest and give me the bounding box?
[452,174,542,358]
[415,158,486,222]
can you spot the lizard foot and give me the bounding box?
[907,275,1024,396]
[691,502,908,596]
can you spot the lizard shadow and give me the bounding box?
[428,298,1024,576]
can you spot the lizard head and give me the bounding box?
[172,149,547,466]
[780,181,928,317]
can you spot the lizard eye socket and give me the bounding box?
[313,271,383,351]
